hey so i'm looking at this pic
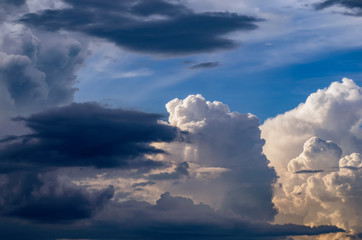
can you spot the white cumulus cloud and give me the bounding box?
[261,78,362,235]
[262,78,362,173]
[159,94,277,221]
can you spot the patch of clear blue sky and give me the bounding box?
[75,46,362,123]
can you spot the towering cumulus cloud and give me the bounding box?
[163,94,278,221]
[261,78,362,236]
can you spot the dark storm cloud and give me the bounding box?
[190,61,220,69]
[20,0,261,55]
[0,172,114,223]
[0,102,180,170]
[315,0,362,15]
[0,192,344,240]
[149,161,189,180]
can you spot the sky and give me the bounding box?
[0,0,361,240]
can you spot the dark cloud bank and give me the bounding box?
[0,192,343,240]
[0,102,178,226]
[20,0,261,55]
[0,102,179,170]
[315,0,362,15]
[0,172,114,223]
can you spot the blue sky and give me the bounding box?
[75,43,362,121]
[72,1,362,121]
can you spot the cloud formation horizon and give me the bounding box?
[1,1,362,239]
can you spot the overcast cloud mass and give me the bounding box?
[0,0,362,240]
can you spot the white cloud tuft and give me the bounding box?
[287,137,342,173]
[166,94,233,132]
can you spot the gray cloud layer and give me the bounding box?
[0,171,114,223]
[0,192,343,240]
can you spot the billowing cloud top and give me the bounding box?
[262,78,362,172]
[163,94,277,221]
[287,137,342,173]
[261,78,362,234]
[0,23,87,115]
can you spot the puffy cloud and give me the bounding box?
[0,51,48,107]
[276,142,362,233]
[0,23,87,115]
[0,4,88,143]
[287,137,342,173]
[261,78,362,173]
[339,152,362,169]
[159,94,278,221]
[0,22,88,156]
[261,78,362,235]
[0,102,180,170]
[20,0,261,55]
